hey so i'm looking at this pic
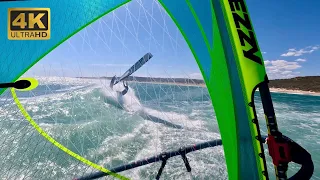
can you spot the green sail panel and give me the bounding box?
[159,0,239,179]
[160,0,269,179]
[215,0,269,179]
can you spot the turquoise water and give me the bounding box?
[0,77,318,180]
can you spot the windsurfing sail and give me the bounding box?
[0,0,315,180]
[153,0,314,179]
[209,1,314,179]
[110,53,153,89]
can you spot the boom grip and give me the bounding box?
[288,136,314,180]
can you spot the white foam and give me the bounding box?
[99,83,142,113]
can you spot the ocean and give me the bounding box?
[0,77,318,180]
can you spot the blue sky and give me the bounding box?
[248,0,320,79]
[27,0,320,80]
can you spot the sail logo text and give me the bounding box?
[8,8,51,40]
[228,0,262,65]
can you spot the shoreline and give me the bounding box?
[132,81,320,96]
[76,77,320,96]
[268,88,320,96]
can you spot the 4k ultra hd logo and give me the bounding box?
[8,8,50,40]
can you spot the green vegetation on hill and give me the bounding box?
[269,76,320,92]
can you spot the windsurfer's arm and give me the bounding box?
[121,81,129,95]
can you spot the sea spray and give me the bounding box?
[99,83,142,113]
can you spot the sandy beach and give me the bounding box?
[268,88,320,96]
